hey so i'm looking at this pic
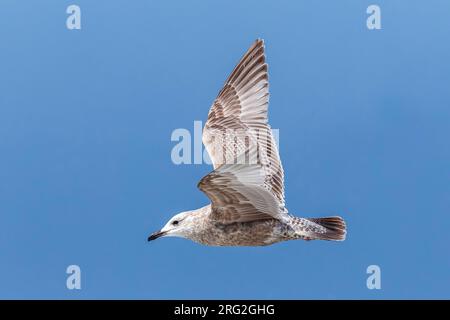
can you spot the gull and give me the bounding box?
[148,39,346,246]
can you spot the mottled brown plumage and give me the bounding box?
[148,39,347,246]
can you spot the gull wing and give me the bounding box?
[202,39,285,206]
[198,163,283,223]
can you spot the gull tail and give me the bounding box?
[306,216,347,241]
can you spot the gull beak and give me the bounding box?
[147,230,167,241]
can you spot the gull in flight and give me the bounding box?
[148,39,346,246]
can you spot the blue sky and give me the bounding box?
[0,0,449,299]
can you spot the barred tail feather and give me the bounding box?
[307,216,347,241]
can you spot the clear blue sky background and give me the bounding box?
[0,0,449,299]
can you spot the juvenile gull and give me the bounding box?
[148,39,346,246]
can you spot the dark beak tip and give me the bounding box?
[148,230,165,242]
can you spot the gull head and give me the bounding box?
[148,210,199,242]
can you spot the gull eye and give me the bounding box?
[172,220,179,226]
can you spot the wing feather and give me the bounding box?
[198,164,282,224]
[202,39,285,206]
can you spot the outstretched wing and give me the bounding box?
[202,39,285,206]
[197,163,283,224]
